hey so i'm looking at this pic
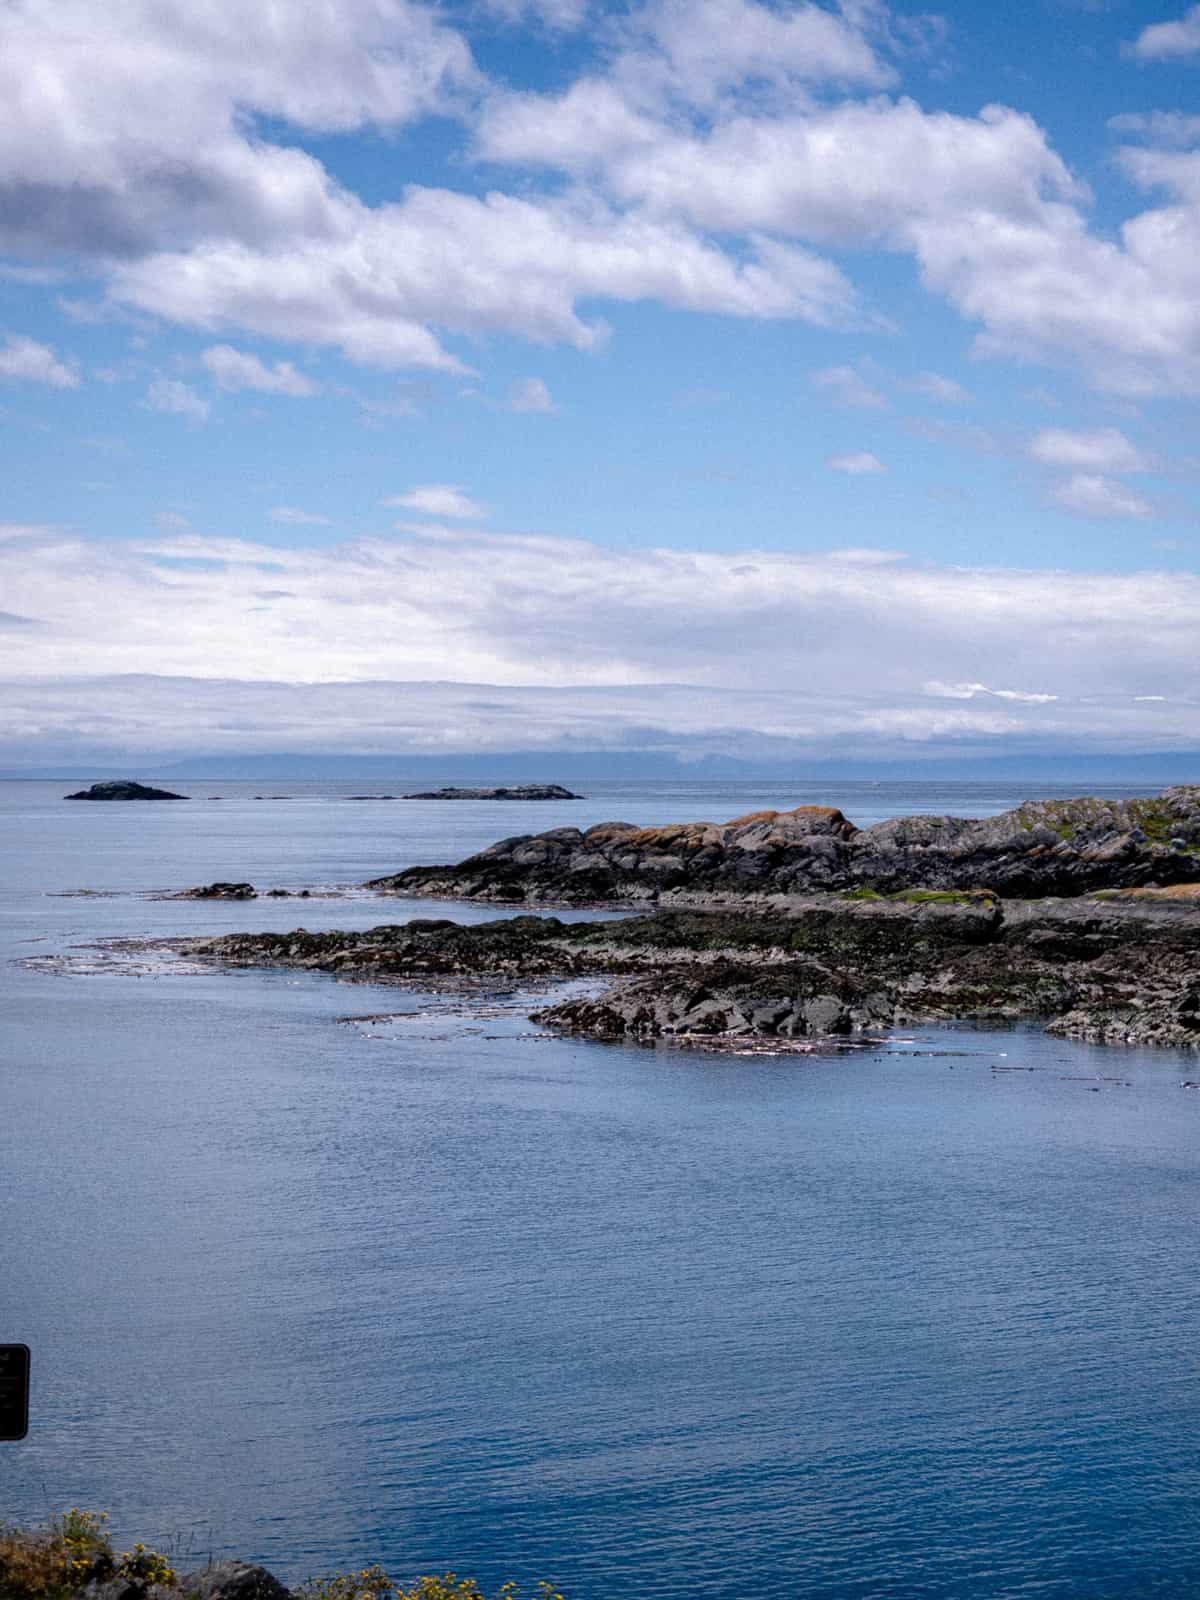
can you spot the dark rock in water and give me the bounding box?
[401,784,583,801]
[187,889,1200,1050]
[175,1563,291,1600]
[65,781,188,801]
[534,966,895,1041]
[175,882,257,899]
[372,787,1200,905]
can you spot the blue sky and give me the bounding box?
[3,0,1200,766]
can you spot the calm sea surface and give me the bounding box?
[2,778,1199,1599]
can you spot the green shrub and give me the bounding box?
[0,1509,177,1600]
[0,1520,559,1600]
[295,1573,563,1600]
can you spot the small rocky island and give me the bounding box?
[188,787,1200,1051]
[402,784,582,800]
[65,780,188,800]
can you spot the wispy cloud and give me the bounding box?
[1047,473,1153,520]
[0,336,79,389]
[270,506,333,526]
[901,371,970,405]
[146,378,209,423]
[384,484,490,519]
[507,376,558,413]
[811,365,888,410]
[1028,426,1152,473]
[828,452,888,475]
[202,346,318,397]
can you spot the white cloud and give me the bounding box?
[1047,473,1154,520]
[508,376,558,413]
[3,523,1200,760]
[0,0,479,260]
[202,346,318,396]
[270,506,332,525]
[385,484,489,519]
[925,681,1059,704]
[1028,426,1152,473]
[812,365,888,409]
[111,191,859,372]
[482,0,591,31]
[0,335,79,388]
[1128,5,1200,60]
[479,74,1200,396]
[619,0,895,108]
[145,378,209,422]
[829,451,888,474]
[1109,111,1200,147]
[902,370,970,404]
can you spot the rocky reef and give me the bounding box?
[190,886,1200,1050]
[368,787,1200,905]
[174,881,258,899]
[65,781,188,801]
[401,784,582,800]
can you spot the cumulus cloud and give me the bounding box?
[829,451,888,474]
[0,0,479,260]
[201,346,318,396]
[145,378,209,422]
[507,376,558,413]
[1127,5,1200,60]
[479,67,1200,395]
[1028,426,1152,473]
[110,191,860,373]
[1047,473,1154,520]
[617,0,896,108]
[0,336,79,388]
[3,523,1200,758]
[812,365,888,409]
[385,484,489,519]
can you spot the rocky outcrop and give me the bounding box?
[175,882,258,899]
[189,889,1200,1050]
[175,1564,291,1600]
[533,967,896,1042]
[370,788,1200,905]
[401,784,582,800]
[75,1563,289,1600]
[65,781,188,801]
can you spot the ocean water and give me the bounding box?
[2,777,1199,1600]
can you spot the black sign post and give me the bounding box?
[0,1345,29,1440]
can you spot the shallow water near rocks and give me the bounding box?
[3,778,1199,1599]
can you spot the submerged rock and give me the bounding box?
[401,784,583,800]
[371,787,1200,905]
[65,781,188,801]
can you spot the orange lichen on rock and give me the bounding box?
[623,823,720,850]
[726,805,853,830]
[1103,882,1200,900]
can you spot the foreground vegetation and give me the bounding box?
[0,1514,563,1600]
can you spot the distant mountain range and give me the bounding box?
[4,749,1200,783]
